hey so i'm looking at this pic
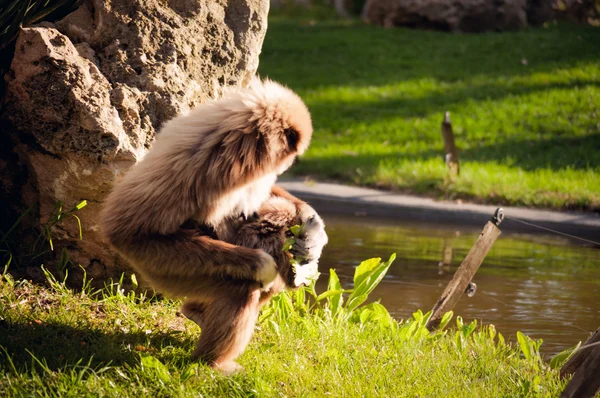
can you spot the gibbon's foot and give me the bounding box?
[255,251,278,289]
[212,361,244,376]
[291,206,328,264]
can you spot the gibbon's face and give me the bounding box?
[275,127,300,174]
[273,125,310,175]
[250,78,313,176]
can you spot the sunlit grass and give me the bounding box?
[260,18,600,210]
[0,266,567,397]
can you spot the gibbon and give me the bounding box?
[102,78,328,374]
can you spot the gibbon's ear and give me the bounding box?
[284,128,299,152]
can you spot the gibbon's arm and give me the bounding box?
[270,185,306,209]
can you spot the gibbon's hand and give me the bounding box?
[290,206,328,264]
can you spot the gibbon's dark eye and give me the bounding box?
[284,128,299,151]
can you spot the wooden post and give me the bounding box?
[439,240,454,268]
[438,240,453,275]
[441,111,460,178]
[426,208,503,331]
[560,327,600,398]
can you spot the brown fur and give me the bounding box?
[232,196,301,287]
[101,78,325,374]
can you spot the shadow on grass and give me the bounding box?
[297,132,600,177]
[0,320,194,371]
[306,79,599,127]
[462,133,600,171]
[261,20,600,90]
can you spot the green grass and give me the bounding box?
[259,17,600,210]
[0,263,568,397]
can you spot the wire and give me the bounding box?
[504,216,600,247]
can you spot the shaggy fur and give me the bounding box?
[102,78,327,374]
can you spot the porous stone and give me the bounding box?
[0,0,269,282]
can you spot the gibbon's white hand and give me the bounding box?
[290,206,328,264]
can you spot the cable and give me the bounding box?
[504,216,600,247]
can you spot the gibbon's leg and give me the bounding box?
[182,275,284,375]
[190,280,263,375]
[180,300,207,330]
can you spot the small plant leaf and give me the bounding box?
[131,273,138,290]
[180,363,199,383]
[326,268,343,317]
[347,254,395,312]
[140,353,171,383]
[353,257,381,289]
[462,319,477,338]
[438,311,454,330]
[517,331,532,361]
[282,237,295,252]
[289,224,302,237]
[549,342,581,369]
[316,289,344,302]
[71,214,83,239]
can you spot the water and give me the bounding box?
[317,214,600,357]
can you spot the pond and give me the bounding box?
[317,214,600,357]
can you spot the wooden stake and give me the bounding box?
[426,208,503,331]
[441,111,460,178]
[560,327,600,398]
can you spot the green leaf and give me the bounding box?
[294,286,306,311]
[438,311,454,331]
[289,224,302,237]
[462,319,477,338]
[326,269,343,317]
[353,257,381,289]
[75,200,87,210]
[487,324,497,341]
[140,353,171,383]
[347,254,395,312]
[412,309,424,323]
[498,332,505,346]
[549,342,581,369]
[282,237,295,252]
[345,293,368,312]
[180,363,199,383]
[316,289,344,302]
[517,331,532,361]
[131,273,138,290]
[71,214,83,239]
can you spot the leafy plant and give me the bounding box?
[264,254,398,327]
[0,0,82,50]
[1,200,87,272]
[517,331,544,367]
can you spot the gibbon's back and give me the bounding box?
[102,77,312,251]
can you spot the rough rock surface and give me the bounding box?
[362,0,529,32]
[0,0,269,282]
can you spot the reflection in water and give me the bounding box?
[317,214,600,357]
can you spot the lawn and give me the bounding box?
[259,15,600,210]
[0,261,568,397]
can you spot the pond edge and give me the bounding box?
[279,179,600,242]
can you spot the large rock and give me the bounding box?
[362,0,528,32]
[0,0,269,282]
